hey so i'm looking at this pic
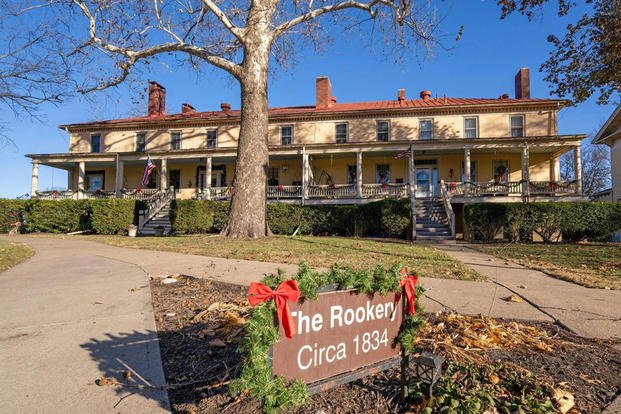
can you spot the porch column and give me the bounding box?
[77,161,85,199]
[205,156,212,200]
[160,158,168,191]
[356,151,363,198]
[30,161,39,196]
[302,151,309,202]
[521,145,530,199]
[408,146,416,240]
[574,145,582,195]
[67,169,74,191]
[463,148,471,194]
[115,156,124,197]
[550,154,560,182]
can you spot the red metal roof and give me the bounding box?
[60,97,565,128]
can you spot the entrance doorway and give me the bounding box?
[413,159,438,198]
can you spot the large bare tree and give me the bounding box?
[11,0,443,238]
[560,143,611,196]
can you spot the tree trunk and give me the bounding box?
[222,33,272,238]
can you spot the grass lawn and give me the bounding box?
[473,243,621,290]
[0,239,34,272]
[85,235,482,281]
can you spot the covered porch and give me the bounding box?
[27,135,586,204]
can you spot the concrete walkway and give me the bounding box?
[436,243,621,341]
[0,235,301,414]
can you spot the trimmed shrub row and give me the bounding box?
[465,202,621,242]
[0,199,142,235]
[171,199,412,238]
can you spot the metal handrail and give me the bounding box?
[138,186,175,231]
[439,180,456,238]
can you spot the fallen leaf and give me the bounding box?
[502,295,524,303]
[578,374,601,384]
[518,285,527,289]
[225,311,246,326]
[96,377,118,386]
[192,309,209,323]
[489,373,500,385]
[535,342,552,352]
[122,370,132,379]
[161,277,178,284]
[553,389,575,414]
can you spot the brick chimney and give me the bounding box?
[420,90,431,100]
[316,76,336,109]
[147,81,166,117]
[220,102,231,112]
[397,89,406,103]
[515,68,530,99]
[181,103,195,114]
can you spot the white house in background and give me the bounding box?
[593,104,621,202]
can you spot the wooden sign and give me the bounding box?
[271,289,403,385]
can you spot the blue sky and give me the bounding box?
[0,0,616,197]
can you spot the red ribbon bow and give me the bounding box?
[399,267,418,315]
[247,279,301,339]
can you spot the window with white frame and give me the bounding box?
[171,131,181,150]
[335,123,348,143]
[464,117,478,138]
[206,129,218,148]
[136,133,146,152]
[510,115,524,137]
[376,120,390,142]
[419,119,433,140]
[281,125,293,145]
[91,134,101,152]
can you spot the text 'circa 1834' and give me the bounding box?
[271,289,403,384]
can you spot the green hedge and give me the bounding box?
[0,199,140,235]
[90,199,138,235]
[465,202,621,242]
[171,198,412,238]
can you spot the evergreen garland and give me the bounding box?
[230,262,425,413]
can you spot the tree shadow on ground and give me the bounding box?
[80,330,171,411]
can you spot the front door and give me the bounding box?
[415,167,432,198]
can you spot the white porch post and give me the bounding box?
[30,161,39,196]
[574,145,582,195]
[356,151,363,199]
[302,149,309,203]
[550,154,560,182]
[160,158,168,191]
[205,156,212,200]
[408,146,416,240]
[77,161,85,199]
[521,144,530,199]
[115,155,124,197]
[464,148,471,194]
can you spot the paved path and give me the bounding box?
[0,235,301,414]
[436,243,621,341]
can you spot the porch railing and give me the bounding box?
[439,180,456,238]
[267,185,302,199]
[83,190,116,199]
[361,183,408,198]
[445,181,523,196]
[308,184,356,199]
[529,180,576,195]
[121,188,160,200]
[138,186,175,232]
[208,187,234,200]
[35,190,78,200]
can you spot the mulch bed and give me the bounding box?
[150,275,621,414]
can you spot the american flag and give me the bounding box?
[394,149,411,160]
[140,156,157,186]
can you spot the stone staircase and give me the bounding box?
[414,198,453,241]
[139,201,173,236]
